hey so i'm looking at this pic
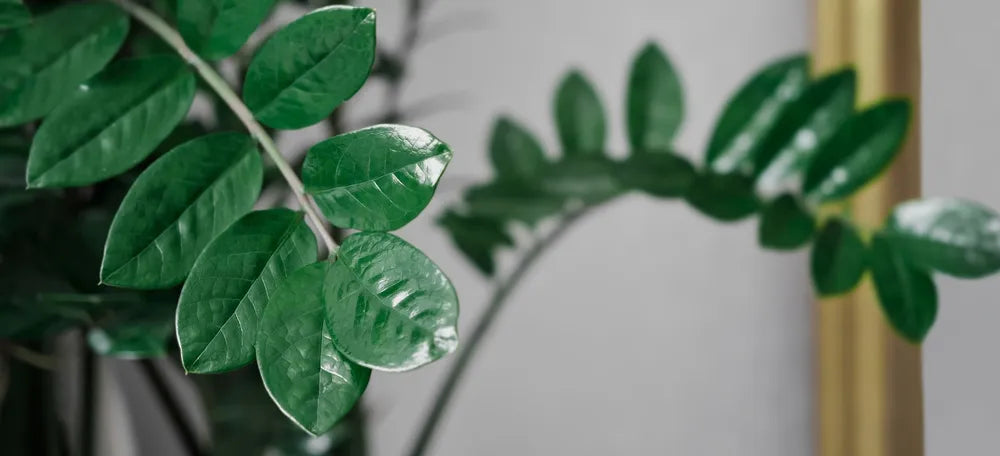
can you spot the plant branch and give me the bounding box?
[110,0,338,255]
[406,206,592,456]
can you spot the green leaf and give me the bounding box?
[753,69,856,197]
[0,2,129,126]
[178,0,278,60]
[489,116,548,180]
[537,157,624,204]
[870,233,937,343]
[884,198,1000,278]
[684,171,759,221]
[803,99,911,203]
[810,218,867,295]
[177,209,317,374]
[325,232,459,372]
[101,133,263,289]
[0,0,29,30]
[758,194,815,250]
[464,181,566,226]
[88,319,172,358]
[26,56,196,188]
[706,54,809,173]
[439,210,514,276]
[627,42,683,152]
[243,6,375,129]
[554,71,606,156]
[303,125,452,231]
[256,262,370,435]
[616,152,695,198]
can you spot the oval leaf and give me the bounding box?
[177,209,317,374]
[178,0,277,60]
[489,116,547,180]
[884,198,1000,278]
[439,210,514,277]
[803,99,911,203]
[707,55,809,173]
[0,0,30,30]
[243,6,375,129]
[627,42,683,152]
[684,171,759,221]
[257,262,371,435]
[537,157,623,204]
[0,2,129,126]
[101,133,263,288]
[464,181,566,226]
[325,232,459,372]
[616,152,695,198]
[810,218,867,295]
[758,194,815,250]
[303,125,452,231]
[27,56,196,188]
[870,233,937,343]
[554,71,606,156]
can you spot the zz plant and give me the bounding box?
[2,0,459,436]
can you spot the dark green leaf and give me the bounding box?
[554,71,606,156]
[243,6,375,129]
[0,2,129,126]
[803,99,911,203]
[178,0,277,60]
[439,210,514,276]
[88,319,172,358]
[627,42,683,152]
[257,262,370,435]
[684,171,759,221]
[706,54,809,173]
[0,0,29,30]
[303,124,452,231]
[758,194,815,250]
[177,209,317,374]
[538,157,623,204]
[870,233,937,343]
[464,181,565,226]
[616,151,695,198]
[489,116,548,180]
[325,232,459,372]
[884,198,1000,278]
[811,218,867,295]
[26,56,196,188]
[101,133,262,289]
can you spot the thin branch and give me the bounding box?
[0,341,56,370]
[139,359,205,456]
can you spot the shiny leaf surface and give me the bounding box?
[439,210,514,276]
[178,0,277,60]
[803,99,911,203]
[627,43,683,152]
[884,198,1000,278]
[707,55,809,173]
[684,171,759,221]
[303,125,452,231]
[489,116,548,180]
[101,133,262,288]
[257,262,370,435]
[870,233,937,343]
[538,157,624,204]
[26,56,196,187]
[325,232,459,372]
[616,151,695,198]
[758,194,815,250]
[0,0,29,30]
[811,218,867,295]
[554,71,606,156]
[177,209,317,374]
[0,2,128,126]
[464,181,565,226]
[243,6,375,129]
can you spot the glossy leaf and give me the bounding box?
[464,181,565,226]
[325,232,459,372]
[303,125,452,231]
[178,0,278,60]
[758,194,815,250]
[627,42,683,152]
[177,209,317,374]
[489,116,548,180]
[0,0,29,30]
[753,69,856,197]
[101,133,262,289]
[0,2,129,126]
[803,99,911,203]
[439,210,514,276]
[257,262,371,435]
[707,55,809,173]
[684,171,759,221]
[554,71,606,156]
[538,157,624,204]
[616,152,695,198]
[26,56,196,188]
[870,233,937,343]
[811,218,867,295]
[243,6,375,129]
[884,198,1000,278]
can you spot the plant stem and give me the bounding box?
[406,207,591,456]
[110,0,338,255]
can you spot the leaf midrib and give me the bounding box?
[308,151,449,195]
[337,250,439,339]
